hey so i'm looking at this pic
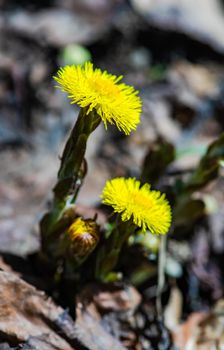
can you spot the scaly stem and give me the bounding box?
[40,108,101,257]
[95,218,135,281]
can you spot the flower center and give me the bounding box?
[133,191,153,211]
[91,77,120,98]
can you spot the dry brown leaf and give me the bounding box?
[0,270,74,350]
[173,300,224,349]
[75,303,127,350]
[131,0,224,53]
[74,283,142,350]
[172,312,207,350]
[92,284,142,312]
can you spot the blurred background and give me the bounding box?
[1,0,224,347]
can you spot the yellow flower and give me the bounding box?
[54,62,142,135]
[66,217,99,258]
[102,178,171,234]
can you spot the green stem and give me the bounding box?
[58,107,100,180]
[95,218,135,281]
[40,108,101,255]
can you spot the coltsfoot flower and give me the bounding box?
[66,217,99,259]
[102,178,171,234]
[54,62,142,135]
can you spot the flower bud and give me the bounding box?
[66,217,100,260]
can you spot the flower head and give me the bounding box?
[54,62,142,135]
[66,217,99,258]
[102,178,171,234]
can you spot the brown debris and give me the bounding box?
[92,284,142,312]
[74,283,142,350]
[0,270,74,349]
[75,303,127,350]
[172,312,207,350]
[1,8,109,48]
[131,0,224,54]
[0,271,135,350]
[173,299,224,349]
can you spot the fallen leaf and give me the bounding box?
[131,0,224,54]
[75,283,142,350]
[172,312,207,350]
[4,9,108,47]
[0,270,74,350]
[173,299,224,349]
[92,284,142,312]
[75,303,127,350]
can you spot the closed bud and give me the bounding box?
[66,217,100,261]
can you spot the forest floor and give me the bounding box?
[1,0,224,349]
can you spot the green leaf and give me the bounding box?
[185,133,224,191]
[141,139,175,185]
[173,196,205,227]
